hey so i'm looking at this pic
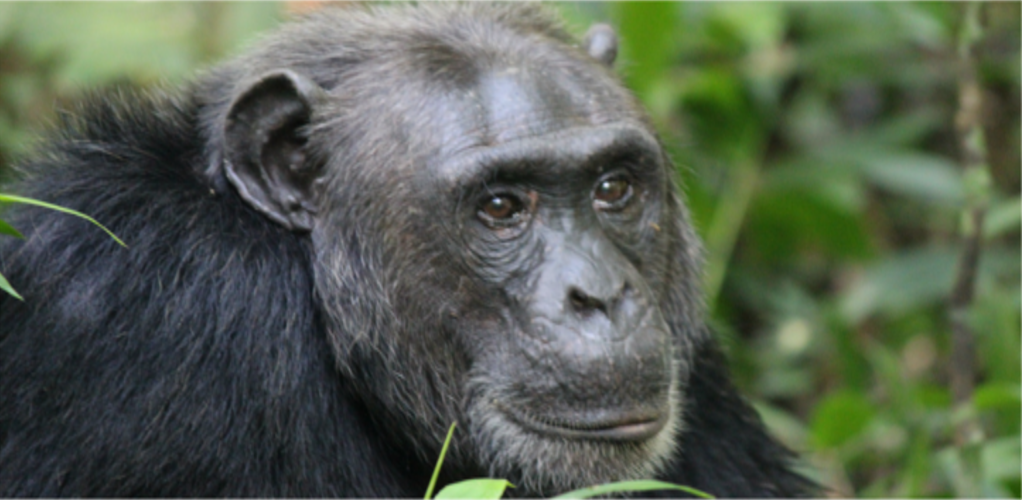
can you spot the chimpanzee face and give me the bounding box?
[221,15,687,496]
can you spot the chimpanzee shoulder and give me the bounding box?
[0,87,422,497]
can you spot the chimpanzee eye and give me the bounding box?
[593,176,633,209]
[478,194,525,225]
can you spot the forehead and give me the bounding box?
[422,60,641,163]
[314,21,648,185]
[470,66,591,142]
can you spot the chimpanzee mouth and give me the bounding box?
[498,404,668,442]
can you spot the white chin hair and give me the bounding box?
[465,376,682,497]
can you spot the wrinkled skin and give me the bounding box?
[0,4,815,497]
[288,13,693,493]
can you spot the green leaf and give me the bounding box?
[0,271,22,300]
[973,383,1022,411]
[434,479,512,500]
[553,480,714,499]
[984,197,1022,240]
[0,218,24,239]
[0,194,126,247]
[809,391,875,448]
[861,153,963,204]
[712,2,786,49]
[425,422,457,500]
[840,246,959,321]
[885,3,950,49]
[981,437,1023,483]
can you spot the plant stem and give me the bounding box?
[948,1,989,449]
[424,422,457,500]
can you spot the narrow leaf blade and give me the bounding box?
[425,422,458,499]
[0,194,126,247]
[0,218,23,239]
[0,271,23,300]
[553,480,715,499]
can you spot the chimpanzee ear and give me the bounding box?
[223,70,327,232]
[583,24,618,67]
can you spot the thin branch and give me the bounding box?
[948,1,990,448]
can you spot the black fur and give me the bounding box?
[0,4,815,497]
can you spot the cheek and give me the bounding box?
[454,316,528,401]
[600,202,665,270]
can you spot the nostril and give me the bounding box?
[568,287,606,315]
[568,288,586,310]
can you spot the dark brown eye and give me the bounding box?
[594,177,632,207]
[479,194,524,223]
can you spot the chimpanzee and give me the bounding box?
[0,4,815,498]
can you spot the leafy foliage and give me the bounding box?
[560,3,1021,497]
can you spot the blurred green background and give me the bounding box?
[0,2,1019,497]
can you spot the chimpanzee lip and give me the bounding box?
[498,404,667,442]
